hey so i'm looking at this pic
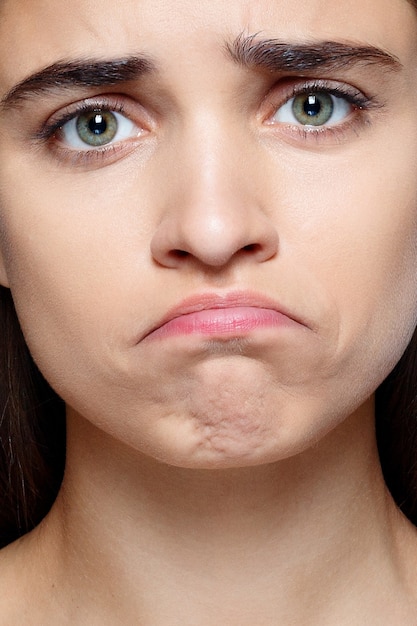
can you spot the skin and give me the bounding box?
[0,0,417,623]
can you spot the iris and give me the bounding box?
[76,111,118,146]
[292,92,334,126]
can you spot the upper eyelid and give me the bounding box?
[261,78,381,123]
[270,78,376,104]
[34,94,148,141]
[37,79,377,122]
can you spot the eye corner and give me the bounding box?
[33,94,156,167]
[259,78,378,147]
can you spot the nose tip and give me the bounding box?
[150,211,279,269]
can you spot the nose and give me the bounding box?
[150,123,279,271]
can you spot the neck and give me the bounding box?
[28,402,417,624]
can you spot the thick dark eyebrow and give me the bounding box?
[0,38,401,112]
[226,34,402,74]
[0,56,155,110]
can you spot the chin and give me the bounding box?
[143,401,332,471]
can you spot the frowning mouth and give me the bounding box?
[142,291,306,341]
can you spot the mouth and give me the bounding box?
[142,291,306,342]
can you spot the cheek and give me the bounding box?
[280,132,417,387]
[0,161,157,397]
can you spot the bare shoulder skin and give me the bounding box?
[1,0,417,623]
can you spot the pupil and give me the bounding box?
[89,114,107,135]
[303,95,321,117]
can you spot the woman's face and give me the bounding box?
[0,0,416,468]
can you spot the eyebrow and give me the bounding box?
[226,34,402,74]
[0,55,155,110]
[0,37,401,111]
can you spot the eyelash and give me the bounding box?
[35,96,147,167]
[265,80,379,142]
[35,80,379,167]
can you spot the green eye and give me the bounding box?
[292,92,334,126]
[272,90,352,128]
[76,111,118,147]
[56,107,140,153]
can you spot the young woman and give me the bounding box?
[0,0,417,622]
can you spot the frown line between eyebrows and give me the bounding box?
[226,33,403,74]
[0,56,156,110]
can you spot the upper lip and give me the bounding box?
[142,290,307,340]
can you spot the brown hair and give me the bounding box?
[376,332,417,518]
[0,287,65,547]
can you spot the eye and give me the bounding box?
[56,109,140,149]
[272,91,352,127]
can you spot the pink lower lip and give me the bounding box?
[147,306,296,340]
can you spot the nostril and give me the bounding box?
[151,216,279,269]
[172,249,189,259]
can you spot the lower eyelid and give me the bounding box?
[46,137,145,170]
[262,114,371,149]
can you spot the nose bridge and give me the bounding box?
[182,105,246,210]
[150,102,279,269]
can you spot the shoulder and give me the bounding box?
[0,530,63,625]
[0,538,33,622]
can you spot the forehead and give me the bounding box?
[0,0,416,85]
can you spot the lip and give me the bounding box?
[141,291,306,341]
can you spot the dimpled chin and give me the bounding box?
[134,356,341,469]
